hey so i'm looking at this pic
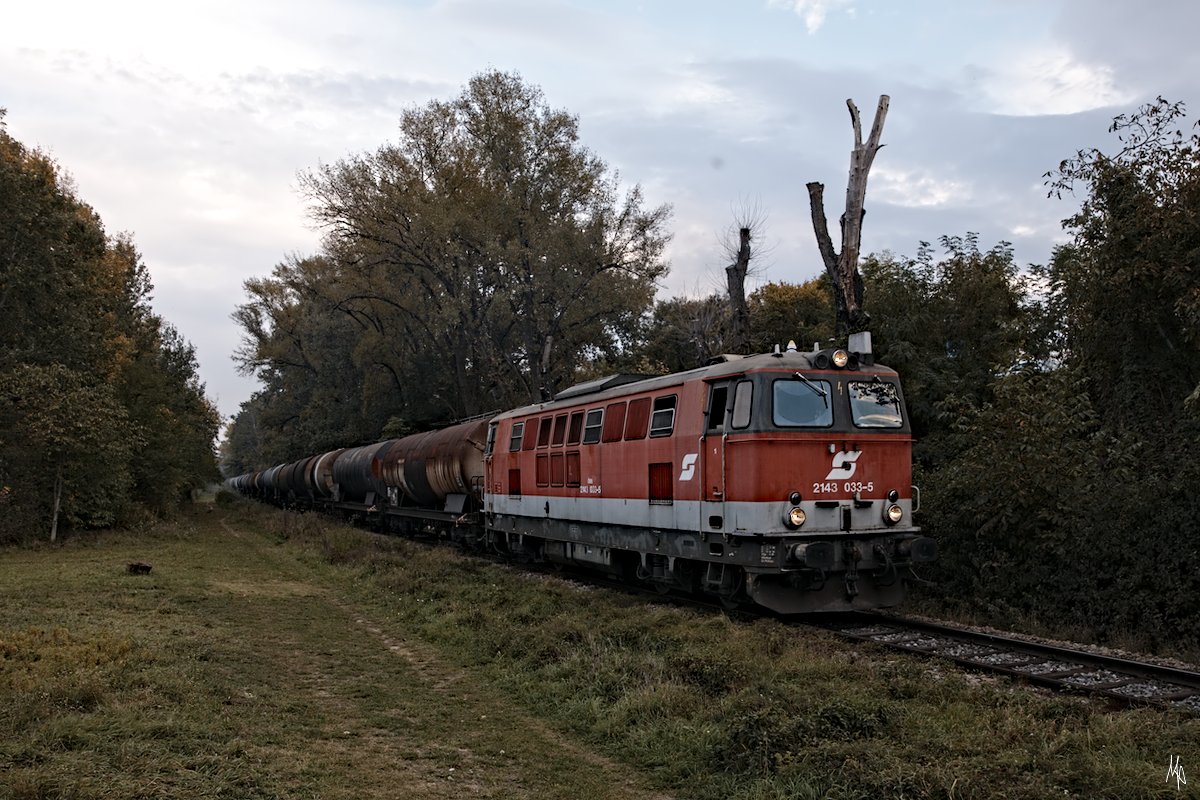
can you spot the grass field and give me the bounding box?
[2,502,1197,799]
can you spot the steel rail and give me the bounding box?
[812,612,1200,712]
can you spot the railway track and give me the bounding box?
[506,560,1200,713]
[315,516,1200,714]
[814,613,1200,713]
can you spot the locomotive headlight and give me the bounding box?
[832,349,850,368]
[785,507,807,529]
[884,504,904,525]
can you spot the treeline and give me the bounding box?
[873,99,1200,649]
[0,110,220,543]
[226,77,1200,648]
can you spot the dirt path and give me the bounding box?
[0,511,673,800]
[207,513,675,800]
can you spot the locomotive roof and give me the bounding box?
[495,348,899,421]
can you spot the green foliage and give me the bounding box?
[634,278,833,375]
[636,295,732,372]
[1045,96,1200,426]
[747,278,834,353]
[863,234,1031,463]
[0,364,135,533]
[227,71,671,469]
[0,120,219,541]
[257,508,1198,800]
[911,100,1200,650]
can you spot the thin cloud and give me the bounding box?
[976,48,1135,116]
[871,165,973,209]
[765,0,855,33]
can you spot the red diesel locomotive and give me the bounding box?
[230,335,935,613]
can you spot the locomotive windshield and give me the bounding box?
[848,380,904,428]
[772,379,834,427]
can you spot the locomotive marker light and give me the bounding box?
[785,506,807,529]
[883,503,904,525]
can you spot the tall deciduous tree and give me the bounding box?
[1044,96,1200,427]
[0,113,219,541]
[233,70,671,462]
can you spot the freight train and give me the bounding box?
[228,334,936,613]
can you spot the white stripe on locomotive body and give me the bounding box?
[486,493,915,537]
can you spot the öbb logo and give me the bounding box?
[678,453,698,481]
[825,450,862,480]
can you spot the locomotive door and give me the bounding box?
[701,381,731,532]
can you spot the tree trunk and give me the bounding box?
[725,227,751,353]
[807,95,889,338]
[538,334,555,401]
[50,463,63,543]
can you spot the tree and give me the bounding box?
[232,71,671,467]
[861,235,1029,459]
[638,295,733,373]
[1045,96,1200,427]
[0,117,218,540]
[725,226,752,353]
[746,278,834,354]
[806,96,890,337]
[0,364,134,540]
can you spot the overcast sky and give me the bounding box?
[3,0,1197,421]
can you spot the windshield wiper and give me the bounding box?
[793,371,828,408]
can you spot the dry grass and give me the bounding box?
[4,502,1199,799]
[0,507,669,800]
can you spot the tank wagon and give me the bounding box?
[229,335,935,613]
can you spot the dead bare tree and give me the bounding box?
[725,226,751,353]
[720,201,771,353]
[807,95,889,337]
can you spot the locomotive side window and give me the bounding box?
[731,380,753,429]
[706,386,728,432]
[649,395,677,437]
[508,421,525,451]
[849,380,904,428]
[551,414,568,446]
[523,417,539,451]
[773,378,834,427]
[567,411,584,444]
[486,422,497,455]
[537,417,553,448]
[582,409,604,444]
[602,402,627,442]
[624,398,651,440]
